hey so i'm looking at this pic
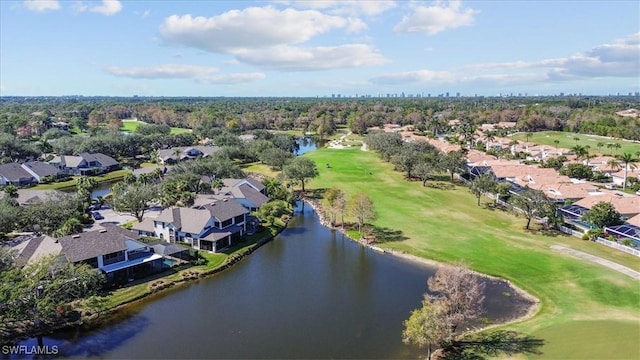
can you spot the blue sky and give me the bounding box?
[1,0,638,97]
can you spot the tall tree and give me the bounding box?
[402,299,450,360]
[109,182,158,221]
[470,173,497,206]
[618,152,637,190]
[347,192,376,235]
[582,201,623,228]
[508,188,555,230]
[324,187,345,227]
[403,263,485,359]
[282,157,319,192]
[439,151,466,183]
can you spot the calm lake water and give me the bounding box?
[16,203,533,359]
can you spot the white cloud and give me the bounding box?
[235,44,389,71]
[464,33,640,78]
[159,6,386,71]
[159,6,348,53]
[274,1,397,17]
[105,64,266,84]
[394,0,478,35]
[74,0,122,16]
[346,17,368,33]
[24,0,60,12]
[371,33,640,88]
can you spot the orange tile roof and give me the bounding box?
[573,191,640,215]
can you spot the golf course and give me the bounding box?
[301,148,639,359]
[511,131,640,156]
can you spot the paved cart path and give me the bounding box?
[551,245,640,280]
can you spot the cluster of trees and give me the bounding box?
[0,250,105,331]
[366,132,467,183]
[403,263,485,359]
[2,96,639,147]
[0,183,93,238]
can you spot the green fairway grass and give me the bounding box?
[300,148,640,359]
[530,320,640,359]
[120,120,191,135]
[511,131,640,156]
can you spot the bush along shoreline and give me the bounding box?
[1,221,289,346]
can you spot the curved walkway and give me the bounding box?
[550,245,640,280]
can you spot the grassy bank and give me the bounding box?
[33,169,131,191]
[302,148,639,359]
[511,131,640,155]
[101,223,284,310]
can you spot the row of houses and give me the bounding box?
[0,153,120,186]
[5,176,270,286]
[374,123,640,247]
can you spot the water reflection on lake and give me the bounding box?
[17,203,533,359]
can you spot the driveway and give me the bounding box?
[85,206,163,232]
[550,245,640,280]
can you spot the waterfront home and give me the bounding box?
[58,226,162,284]
[21,161,63,182]
[0,162,37,186]
[4,234,61,267]
[49,152,120,175]
[133,199,249,252]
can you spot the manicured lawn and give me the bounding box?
[33,169,131,190]
[511,131,640,156]
[300,148,639,359]
[241,162,280,178]
[530,320,640,359]
[120,120,191,135]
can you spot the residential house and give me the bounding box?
[4,234,61,267]
[194,183,269,212]
[156,146,220,164]
[58,226,162,284]
[0,163,37,186]
[49,153,120,175]
[21,161,63,182]
[135,199,249,253]
[604,213,640,247]
[222,177,267,195]
[13,189,63,206]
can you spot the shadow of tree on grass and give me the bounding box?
[437,330,544,360]
[426,181,456,190]
[368,226,409,243]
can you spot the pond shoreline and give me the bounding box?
[301,195,541,332]
[1,222,289,346]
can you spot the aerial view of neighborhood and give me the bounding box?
[1,0,639,359]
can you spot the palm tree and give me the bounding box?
[619,152,638,190]
[553,139,560,151]
[596,142,605,153]
[573,136,580,144]
[211,178,225,194]
[571,145,588,161]
[613,143,622,155]
[485,131,496,151]
[606,158,620,172]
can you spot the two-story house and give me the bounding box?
[49,153,120,175]
[136,199,249,252]
[58,226,162,285]
[156,146,220,164]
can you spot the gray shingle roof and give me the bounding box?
[58,226,139,263]
[77,152,119,167]
[151,243,189,256]
[203,199,249,222]
[238,183,269,208]
[22,161,61,178]
[0,163,35,183]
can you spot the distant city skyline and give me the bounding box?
[1,0,638,97]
